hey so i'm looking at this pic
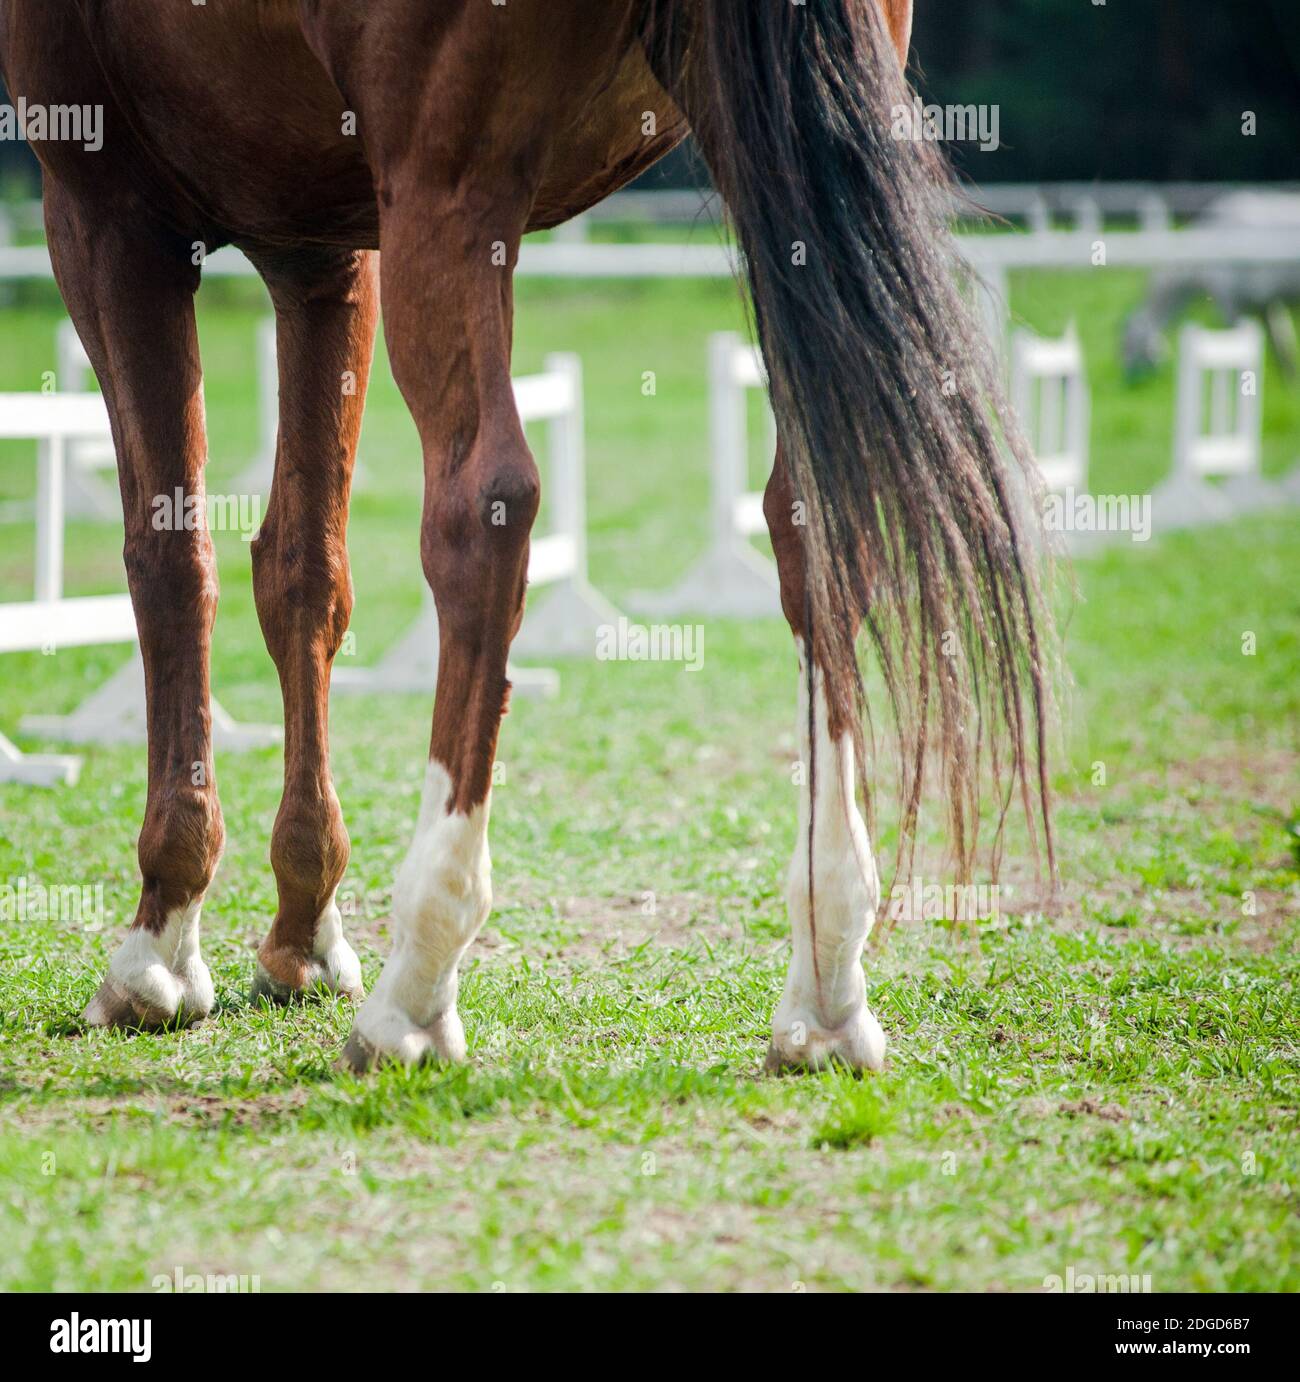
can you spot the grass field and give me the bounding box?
[0,248,1297,1292]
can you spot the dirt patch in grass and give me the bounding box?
[1060,1097,1129,1123]
[1153,749,1299,818]
[6,1086,317,1135]
[483,890,748,963]
[927,747,1300,954]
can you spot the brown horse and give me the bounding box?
[1,0,1051,1072]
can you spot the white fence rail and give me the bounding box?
[332,353,617,697]
[3,226,1294,289]
[0,392,280,787]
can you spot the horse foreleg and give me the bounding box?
[248,247,378,1006]
[762,449,886,1073]
[340,194,539,1071]
[46,186,223,1030]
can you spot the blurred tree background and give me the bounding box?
[645,0,1300,189]
[908,0,1299,183]
[1,0,1296,193]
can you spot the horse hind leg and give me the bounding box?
[339,191,539,1071]
[762,448,886,1073]
[247,247,379,1006]
[44,187,224,1030]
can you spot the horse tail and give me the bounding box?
[640,0,1056,881]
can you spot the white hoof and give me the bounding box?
[766,1005,886,1074]
[339,994,466,1072]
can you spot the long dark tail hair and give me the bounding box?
[641,0,1056,881]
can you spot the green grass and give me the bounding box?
[0,251,1297,1291]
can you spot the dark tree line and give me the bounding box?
[644,0,1300,188]
[908,0,1299,183]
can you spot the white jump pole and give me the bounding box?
[232,317,280,495]
[629,332,780,618]
[512,352,622,657]
[54,319,120,520]
[0,391,281,766]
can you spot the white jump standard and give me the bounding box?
[0,392,279,783]
[1153,320,1269,528]
[333,353,618,696]
[632,331,781,618]
[0,392,128,784]
[1010,323,1090,494]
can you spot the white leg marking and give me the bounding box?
[347,761,491,1065]
[252,890,362,1000]
[84,900,215,1026]
[310,893,362,995]
[769,639,885,1072]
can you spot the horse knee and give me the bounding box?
[123,532,218,634]
[475,451,541,537]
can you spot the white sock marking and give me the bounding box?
[105,899,214,1020]
[771,639,885,1069]
[351,761,491,1060]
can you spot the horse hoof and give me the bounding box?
[764,1006,886,1075]
[251,936,364,1008]
[334,1028,438,1073]
[249,961,363,1008]
[81,968,212,1032]
[338,1029,379,1073]
[80,913,215,1032]
[337,999,467,1073]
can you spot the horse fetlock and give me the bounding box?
[252,896,363,1004]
